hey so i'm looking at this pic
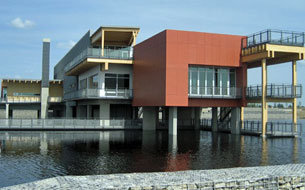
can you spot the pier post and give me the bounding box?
[240,107,244,130]
[231,107,241,134]
[212,107,218,132]
[194,107,201,130]
[261,58,268,138]
[292,60,297,134]
[5,104,9,119]
[142,107,158,131]
[169,107,177,136]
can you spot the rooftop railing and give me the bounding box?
[0,96,63,103]
[246,84,302,99]
[64,47,133,73]
[64,88,133,100]
[242,29,305,48]
[188,86,242,99]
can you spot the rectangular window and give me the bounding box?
[189,66,236,97]
[105,73,130,90]
[88,74,98,89]
[80,78,87,89]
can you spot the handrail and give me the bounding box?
[188,86,242,99]
[64,88,133,100]
[242,29,305,48]
[246,84,302,98]
[64,47,133,73]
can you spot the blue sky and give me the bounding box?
[0,0,305,104]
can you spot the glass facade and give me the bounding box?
[189,66,236,97]
[105,74,130,90]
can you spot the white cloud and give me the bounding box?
[10,17,35,29]
[57,40,76,49]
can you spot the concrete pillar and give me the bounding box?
[168,134,178,156]
[292,60,297,133]
[194,107,201,130]
[212,107,218,132]
[87,105,92,119]
[65,105,73,118]
[169,107,177,136]
[5,104,9,119]
[240,107,244,129]
[40,132,48,156]
[41,87,49,119]
[261,58,268,138]
[100,101,110,126]
[99,132,109,153]
[231,107,241,135]
[142,131,156,151]
[142,107,158,131]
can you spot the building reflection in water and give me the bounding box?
[261,138,268,166]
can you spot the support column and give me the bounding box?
[292,60,297,133]
[212,107,218,132]
[231,107,241,135]
[65,106,73,118]
[261,58,268,138]
[87,105,92,119]
[5,104,9,119]
[194,107,201,130]
[241,107,244,129]
[100,102,110,126]
[169,107,177,136]
[41,87,49,119]
[142,107,158,131]
[101,30,105,56]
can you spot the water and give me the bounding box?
[0,120,304,188]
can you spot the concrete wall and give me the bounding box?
[78,64,133,90]
[2,81,41,96]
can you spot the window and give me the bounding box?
[80,78,87,89]
[105,73,130,90]
[88,74,99,89]
[189,66,236,96]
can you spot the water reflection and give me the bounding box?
[0,130,303,188]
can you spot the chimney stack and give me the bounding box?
[41,38,50,119]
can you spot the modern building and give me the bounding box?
[0,27,304,137]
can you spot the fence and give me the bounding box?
[0,118,142,130]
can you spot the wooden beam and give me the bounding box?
[241,51,269,63]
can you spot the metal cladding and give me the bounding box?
[42,39,50,87]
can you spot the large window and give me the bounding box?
[80,78,87,89]
[189,66,236,96]
[88,74,99,89]
[105,73,130,90]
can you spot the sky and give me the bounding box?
[0,0,305,104]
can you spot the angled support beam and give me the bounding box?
[101,30,105,57]
[292,60,297,133]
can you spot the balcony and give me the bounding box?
[188,86,241,99]
[64,47,133,73]
[64,88,133,100]
[242,29,305,48]
[0,96,64,104]
[246,84,302,99]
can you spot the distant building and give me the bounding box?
[0,27,304,137]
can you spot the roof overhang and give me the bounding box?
[91,26,140,47]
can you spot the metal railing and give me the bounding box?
[241,120,262,134]
[246,84,302,99]
[0,118,142,130]
[64,88,133,100]
[64,47,133,73]
[242,29,305,48]
[189,86,242,99]
[0,96,63,103]
[266,121,301,136]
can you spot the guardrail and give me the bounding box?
[242,29,305,48]
[246,84,302,99]
[64,88,133,100]
[64,47,133,73]
[0,119,142,130]
[189,86,242,99]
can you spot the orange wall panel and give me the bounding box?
[132,31,167,107]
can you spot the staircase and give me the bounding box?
[218,107,232,132]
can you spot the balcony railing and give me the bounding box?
[246,84,302,99]
[0,96,63,103]
[242,29,305,48]
[64,88,133,100]
[188,86,241,99]
[64,47,133,73]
